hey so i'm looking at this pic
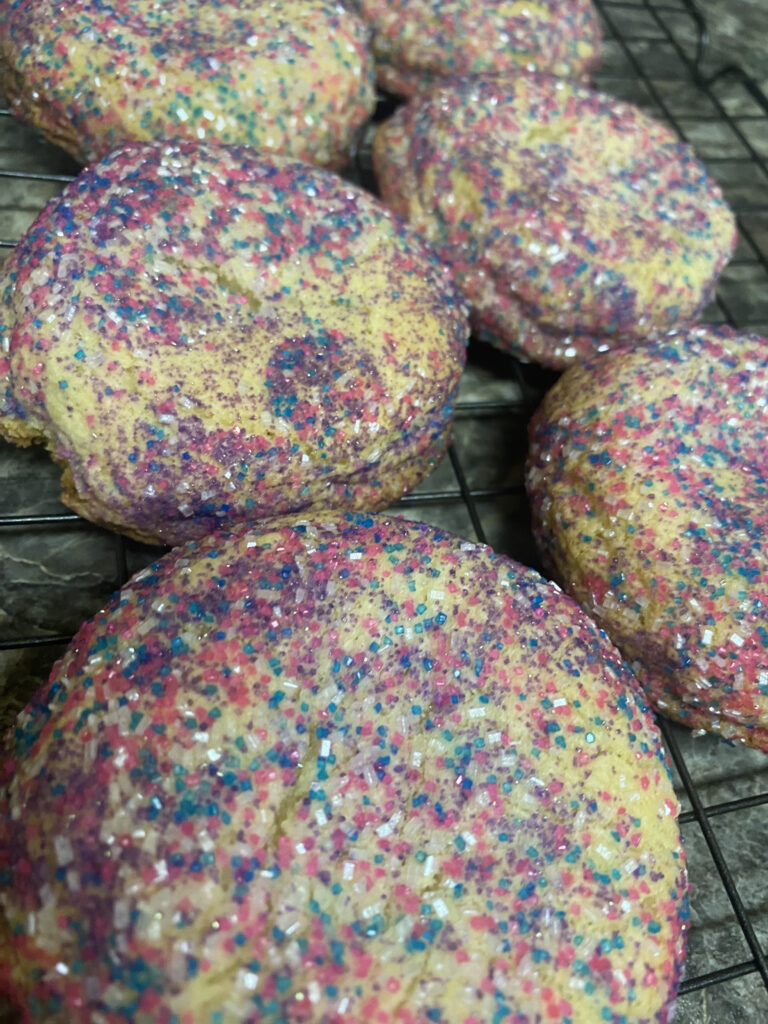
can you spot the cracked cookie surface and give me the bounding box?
[1,513,687,1023]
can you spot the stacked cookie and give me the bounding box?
[373,73,737,368]
[1,0,743,1020]
[527,326,768,749]
[357,0,766,764]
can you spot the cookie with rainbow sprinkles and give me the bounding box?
[0,0,374,167]
[527,325,768,749]
[0,512,687,1023]
[353,0,601,98]
[373,73,737,369]
[0,142,468,546]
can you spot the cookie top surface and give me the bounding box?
[0,142,468,545]
[355,0,601,96]
[526,325,768,748]
[373,74,737,368]
[1,513,686,1023]
[0,0,375,166]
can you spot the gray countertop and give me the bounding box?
[697,0,768,93]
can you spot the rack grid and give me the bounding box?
[1,1,768,1021]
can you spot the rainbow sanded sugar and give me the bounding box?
[1,513,687,1023]
[373,73,737,369]
[0,142,468,546]
[527,325,768,749]
[353,0,601,97]
[0,0,374,167]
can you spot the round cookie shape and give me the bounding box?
[526,325,768,748]
[353,0,601,97]
[0,142,468,546]
[373,73,737,369]
[0,0,375,167]
[0,513,687,1024]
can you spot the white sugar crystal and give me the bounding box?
[433,898,449,919]
[54,836,74,866]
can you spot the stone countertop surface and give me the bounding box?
[1,0,768,1021]
[698,0,768,93]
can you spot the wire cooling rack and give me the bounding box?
[1,1,768,1021]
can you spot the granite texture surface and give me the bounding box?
[698,0,768,93]
[1,0,768,1021]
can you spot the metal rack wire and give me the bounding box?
[1,1,768,1021]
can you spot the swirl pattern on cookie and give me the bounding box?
[1,513,686,1023]
[0,0,375,167]
[527,325,768,748]
[373,73,737,368]
[353,0,601,97]
[0,142,468,545]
